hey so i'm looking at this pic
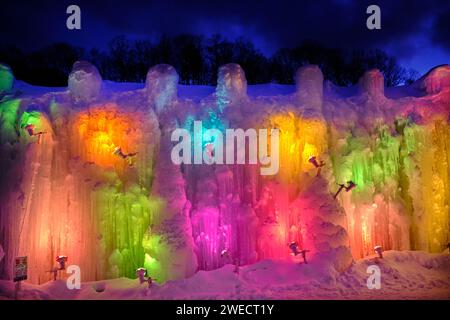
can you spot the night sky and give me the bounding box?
[0,0,449,75]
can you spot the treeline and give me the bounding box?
[0,34,418,87]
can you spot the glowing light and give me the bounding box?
[73,105,143,169]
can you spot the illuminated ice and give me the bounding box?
[414,64,450,94]
[146,64,179,114]
[68,60,102,104]
[0,63,14,94]
[0,243,4,263]
[359,69,385,100]
[216,63,248,106]
[295,64,324,112]
[0,60,448,297]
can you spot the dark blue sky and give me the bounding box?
[1,0,449,75]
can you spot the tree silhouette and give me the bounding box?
[0,35,417,87]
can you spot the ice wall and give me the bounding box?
[329,67,449,258]
[0,61,448,284]
[0,62,164,283]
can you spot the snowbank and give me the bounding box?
[0,251,448,300]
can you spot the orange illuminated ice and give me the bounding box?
[73,104,143,168]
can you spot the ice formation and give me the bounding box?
[68,61,102,104]
[296,64,324,113]
[216,63,248,108]
[0,63,14,95]
[0,60,449,286]
[146,64,179,115]
[0,243,4,263]
[414,64,450,95]
[358,68,385,99]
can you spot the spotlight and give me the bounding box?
[288,242,310,264]
[48,255,68,280]
[113,146,138,159]
[220,249,230,258]
[113,146,138,166]
[22,123,47,143]
[333,180,357,199]
[374,246,383,258]
[56,255,68,270]
[136,267,156,288]
[136,268,148,284]
[308,155,325,177]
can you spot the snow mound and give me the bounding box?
[0,251,448,300]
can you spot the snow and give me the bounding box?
[0,251,448,300]
[12,80,296,102]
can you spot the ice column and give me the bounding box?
[295,65,324,113]
[291,178,353,272]
[68,61,102,105]
[359,69,385,100]
[146,64,179,115]
[216,63,248,109]
[147,65,198,281]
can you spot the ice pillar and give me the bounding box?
[295,65,324,113]
[147,64,198,281]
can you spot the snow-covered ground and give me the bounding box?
[0,251,448,300]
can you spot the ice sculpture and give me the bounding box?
[68,60,102,104]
